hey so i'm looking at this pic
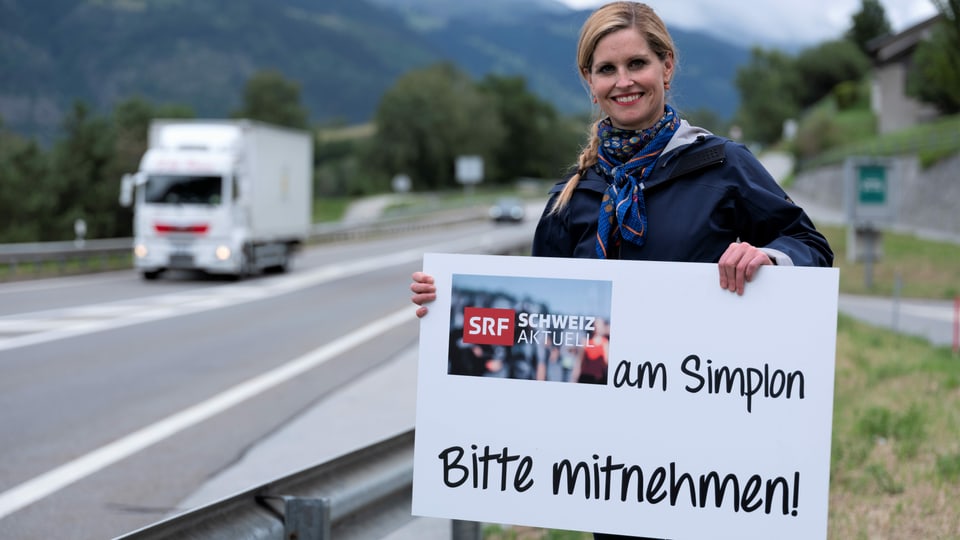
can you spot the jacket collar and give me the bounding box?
[551,121,722,195]
[663,120,713,155]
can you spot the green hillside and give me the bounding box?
[0,0,748,143]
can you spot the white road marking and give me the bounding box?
[0,239,472,353]
[0,306,414,520]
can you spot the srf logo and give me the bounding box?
[463,307,515,346]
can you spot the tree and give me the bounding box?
[368,63,504,191]
[476,74,580,182]
[846,0,893,55]
[733,47,801,145]
[232,69,309,129]
[680,107,726,137]
[46,101,117,240]
[0,96,198,243]
[0,119,50,242]
[793,40,871,108]
[908,0,960,113]
[312,122,376,197]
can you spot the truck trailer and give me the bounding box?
[120,119,313,280]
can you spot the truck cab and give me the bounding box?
[121,120,312,280]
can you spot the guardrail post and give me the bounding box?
[452,519,481,540]
[286,497,331,540]
[259,495,331,540]
[953,295,959,356]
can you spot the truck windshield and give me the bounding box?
[144,175,223,205]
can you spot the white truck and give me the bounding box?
[120,119,313,280]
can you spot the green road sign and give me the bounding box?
[857,165,887,204]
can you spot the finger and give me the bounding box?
[718,243,744,292]
[412,271,434,284]
[736,249,773,295]
[411,292,436,306]
[743,251,773,285]
[415,305,429,318]
[410,281,437,294]
[734,244,763,295]
[725,260,740,293]
[735,257,749,295]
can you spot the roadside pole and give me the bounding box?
[953,295,959,356]
[844,157,898,290]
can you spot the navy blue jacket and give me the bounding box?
[532,123,833,268]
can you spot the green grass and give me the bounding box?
[827,316,960,537]
[819,224,960,299]
[799,113,960,170]
[791,86,960,171]
[312,196,352,223]
[937,452,960,481]
[483,524,591,540]
[0,253,133,281]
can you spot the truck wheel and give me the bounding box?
[142,270,162,281]
[231,252,250,281]
[265,249,290,274]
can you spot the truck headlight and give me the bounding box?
[134,244,148,258]
[215,245,232,261]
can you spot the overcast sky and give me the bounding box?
[557,0,939,47]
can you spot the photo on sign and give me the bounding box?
[448,274,612,384]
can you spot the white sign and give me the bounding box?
[455,155,484,184]
[392,173,412,193]
[412,253,839,539]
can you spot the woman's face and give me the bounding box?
[585,27,673,131]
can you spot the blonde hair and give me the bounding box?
[551,2,677,213]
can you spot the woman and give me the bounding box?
[412,2,833,538]
[573,318,609,385]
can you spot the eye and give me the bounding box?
[629,58,649,70]
[594,63,615,75]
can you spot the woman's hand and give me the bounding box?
[718,241,772,295]
[410,271,437,318]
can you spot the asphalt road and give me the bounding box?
[0,217,537,540]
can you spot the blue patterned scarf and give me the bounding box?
[595,105,680,258]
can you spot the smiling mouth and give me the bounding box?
[613,93,642,104]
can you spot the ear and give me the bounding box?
[662,52,675,83]
[582,68,596,97]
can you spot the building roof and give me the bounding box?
[867,14,945,65]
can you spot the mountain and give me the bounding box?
[0,0,749,144]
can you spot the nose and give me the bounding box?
[615,68,633,87]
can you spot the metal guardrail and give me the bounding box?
[114,429,478,540]
[0,207,488,279]
[0,237,134,275]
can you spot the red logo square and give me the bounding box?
[462,307,515,346]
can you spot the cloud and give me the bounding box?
[558,0,940,47]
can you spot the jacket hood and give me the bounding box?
[663,120,713,155]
